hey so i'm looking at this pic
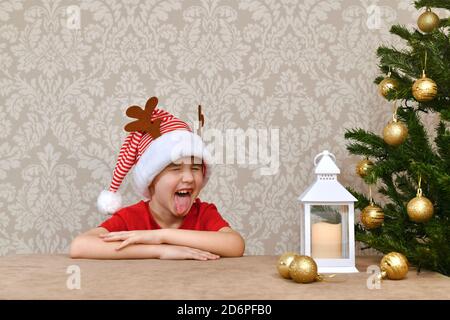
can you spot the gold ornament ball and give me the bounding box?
[378,77,398,98]
[288,255,318,284]
[277,252,298,279]
[361,204,384,229]
[380,252,409,280]
[412,75,438,102]
[417,10,440,33]
[356,159,374,178]
[383,120,408,146]
[407,195,434,223]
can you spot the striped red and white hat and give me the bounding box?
[97,97,211,214]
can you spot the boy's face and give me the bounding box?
[148,156,204,218]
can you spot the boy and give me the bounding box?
[70,97,245,260]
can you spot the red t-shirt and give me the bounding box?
[100,198,230,232]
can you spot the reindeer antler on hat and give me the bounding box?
[97,97,212,215]
[124,96,162,139]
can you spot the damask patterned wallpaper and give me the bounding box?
[0,0,429,255]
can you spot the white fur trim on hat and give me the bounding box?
[132,130,212,199]
[97,190,123,215]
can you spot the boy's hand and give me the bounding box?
[99,230,162,250]
[158,245,220,261]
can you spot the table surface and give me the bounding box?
[0,254,449,300]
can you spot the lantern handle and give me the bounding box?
[313,150,336,166]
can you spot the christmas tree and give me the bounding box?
[345,0,450,276]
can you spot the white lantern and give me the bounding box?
[298,150,359,273]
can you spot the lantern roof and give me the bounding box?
[298,150,357,203]
[315,150,340,174]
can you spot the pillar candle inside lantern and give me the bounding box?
[311,222,342,258]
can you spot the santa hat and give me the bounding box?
[97,97,211,214]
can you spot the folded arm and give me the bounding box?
[70,228,220,260]
[101,227,245,257]
[70,227,161,260]
[159,227,245,257]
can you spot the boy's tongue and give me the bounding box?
[174,193,191,214]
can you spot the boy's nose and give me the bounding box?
[181,169,194,182]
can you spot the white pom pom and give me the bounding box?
[97,190,122,214]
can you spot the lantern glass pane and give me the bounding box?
[310,205,349,259]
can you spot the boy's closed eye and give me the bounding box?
[168,163,202,171]
[167,163,181,170]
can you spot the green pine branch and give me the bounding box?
[435,122,450,165]
[415,0,450,10]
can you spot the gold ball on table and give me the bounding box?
[356,158,374,178]
[412,73,438,102]
[378,77,398,98]
[361,204,384,229]
[417,9,440,33]
[383,120,408,146]
[277,252,298,279]
[288,255,318,284]
[380,252,409,280]
[407,195,434,223]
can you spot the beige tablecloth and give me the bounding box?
[0,254,448,300]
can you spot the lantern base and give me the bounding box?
[318,266,359,273]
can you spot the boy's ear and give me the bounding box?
[148,183,155,198]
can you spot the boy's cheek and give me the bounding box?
[194,171,204,181]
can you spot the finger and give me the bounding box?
[100,232,120,237]
[105,232,134,240]
[193,257,207,261]
[200,251,217,258]
[198,252,217,260]
[190,248,211,255]
[102,235,129,242]
[193,254,208,261]
[191,249,219,259]
[116,239,132,251]
[100,232,126,238]
[189,251,207,260]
